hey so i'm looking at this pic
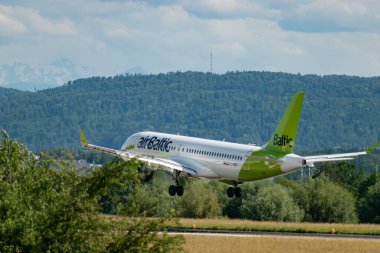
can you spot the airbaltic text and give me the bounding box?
[273,134,293,147]
[137,136,173,152]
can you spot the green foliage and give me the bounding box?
[0,71,379,153]
[0,87,25,98]
[358,172,380,198]
[358,182,380,223]
[240,184,304,222]
[98,171,223,219]
[91,159,140,214]
[316,162,365,196]
[0,130,100,251]
[179,180,222,218]
[0,131,184,252]
[223,183,259,218]
[106,217,185,253]
[301,176,358,223]
[125,176,183,217]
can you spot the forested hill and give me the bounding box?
[0,87,27,98]
[0,71,379,152]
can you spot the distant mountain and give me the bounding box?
[0,58,82,91]
[0,71,379,152]
[0,60,146,91]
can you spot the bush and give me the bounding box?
[359,182,380,223]
[125,176,183,217]
[179,180,222,218]
[303,176,358,223]
[240,184,304,222]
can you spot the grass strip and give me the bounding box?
[173,218,380,236]
[101,215,380,236]
[184,234,380,253]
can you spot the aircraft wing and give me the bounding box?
[80,130,196,176]
[136,156,196,176]
[304,141,380,167]
[80,130,129,158]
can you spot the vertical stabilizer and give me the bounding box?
[264,92,304,154]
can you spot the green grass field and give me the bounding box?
[102,216,380,252]
[174,218,380,235]
[103,215,380,235]
[184,234,380,253]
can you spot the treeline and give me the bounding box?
[102,161,380,224]
[0,87,26,98]
[0,71,379,152]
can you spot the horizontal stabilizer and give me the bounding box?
[304,140,380,167]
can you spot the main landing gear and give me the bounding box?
[169,185,184,196]
[168,170,184,196]
[227,183,242,198]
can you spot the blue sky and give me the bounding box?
[1,0,380,87]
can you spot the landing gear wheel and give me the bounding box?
[169,185,177,196]
[168,185,184,196]
[227,186,242,198]
[227,187,235,198]
[176,185,184,196]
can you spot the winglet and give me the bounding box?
[366,141,380,154]
[80,129,88,146]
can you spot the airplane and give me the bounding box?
[80,92,380,198]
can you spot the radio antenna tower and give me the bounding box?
[210,51,213,73]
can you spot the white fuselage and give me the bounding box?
[121,131,261,181]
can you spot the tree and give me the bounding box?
[240,184,304,222]
[358,172,380,198]
[302,176,358,223]
[358,182,380,223]
[316,161,365,197]
[0,131,184,252]
[124,174,183,217]
[105,217,185,253]
[0,130,101,251]
[179,180,222,218]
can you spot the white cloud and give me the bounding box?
[0,5,77,35]
[179,0,279,19]
[1,0,380,90]
[278,0,380,32]
[0,6,27,34]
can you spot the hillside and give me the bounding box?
[0,87,27,98]
[0,71,379,152]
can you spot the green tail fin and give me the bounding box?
[264,92,304,154]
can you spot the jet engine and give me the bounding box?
[137,165,154,182]
[280,154,306,173]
